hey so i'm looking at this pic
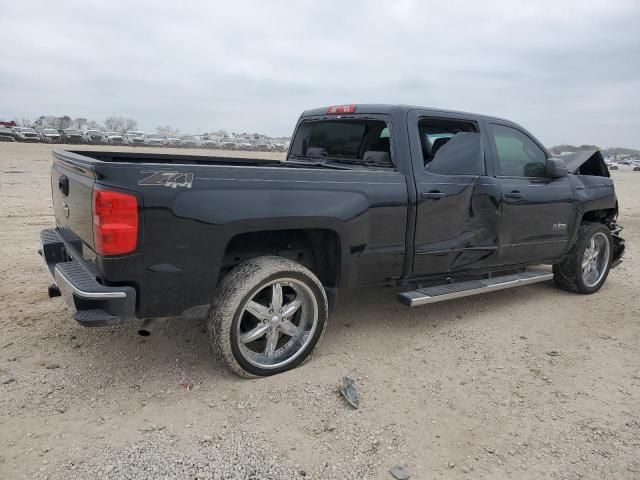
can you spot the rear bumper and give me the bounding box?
[39,228,137,327]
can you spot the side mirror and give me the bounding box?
[545,158,568,178]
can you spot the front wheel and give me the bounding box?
[208,256,328,377]
[553,222,612,294]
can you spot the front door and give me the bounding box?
[488,122,574,264]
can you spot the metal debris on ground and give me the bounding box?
[340,375,359,409]
[389,464,411,479]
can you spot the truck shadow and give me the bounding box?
[49,279,564,381]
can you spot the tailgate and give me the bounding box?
[51,152,96,252]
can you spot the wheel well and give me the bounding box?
[221,229,341,288]
[581,208,617,225]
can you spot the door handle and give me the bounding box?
[421,191,444,200]
[505,190,522,199]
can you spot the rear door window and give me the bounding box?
[418,118,484,175]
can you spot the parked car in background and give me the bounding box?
[12,127,40,142]
[220,138,237,149]
[126,131,145,146]
[180,134,198,147]
[200,137,219,149]
[144,133,166,146]
[0,127,17,142]
[83,130,105,144]
[104,131,126,145]
[165,135,183,147]
[60,128,84,144]
[37,128,62,143]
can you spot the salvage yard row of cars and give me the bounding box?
[0,126,289,151]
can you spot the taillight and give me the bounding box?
[327,104,356,114]
[92,187,138,256]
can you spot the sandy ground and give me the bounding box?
[0,142,639,479]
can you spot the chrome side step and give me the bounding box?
[397,269,554,307]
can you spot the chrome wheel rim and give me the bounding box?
[236,278,318,369]
[582,232,610,288]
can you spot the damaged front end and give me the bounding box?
[558,150,625,268]
[609,222,626,268]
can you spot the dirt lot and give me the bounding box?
[0,142,638,479]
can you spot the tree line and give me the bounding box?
[19,115,140,136]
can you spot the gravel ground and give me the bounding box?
[0,143,639,479]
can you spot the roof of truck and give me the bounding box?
[301,104,511,123]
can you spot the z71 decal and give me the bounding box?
[138,171,194,189]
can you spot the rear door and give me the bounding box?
[487,122,574,264]
[407,110,502,276]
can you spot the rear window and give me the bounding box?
[290,119,392,167]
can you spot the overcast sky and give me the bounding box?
[1,0,639,147]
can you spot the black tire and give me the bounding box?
[208,256,328,378]
[553,222,612,294]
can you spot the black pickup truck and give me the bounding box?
[39,104,625,377]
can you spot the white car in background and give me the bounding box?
[83,130,105,144]
[104,131,126,145]
[126,131,145,146]
[165,136,183,147]
[38,128,62,143]
[180,134,198,148]
[12,127,41,142]
[144,133,166,146]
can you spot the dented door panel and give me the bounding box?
[413,174,501,275]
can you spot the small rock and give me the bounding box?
[389,464,410,480]
[1,377,15,385]
[448,462,455,469]
[45,363,60,370]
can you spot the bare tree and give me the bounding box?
[105,116,138,135]
[20,118,31,127]
[87,120,104,130]
[51,116,73,130]
[73,117,88,130]
[156,125,179,136]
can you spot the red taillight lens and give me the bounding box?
[327,104,356,114]
[92,188,138,256]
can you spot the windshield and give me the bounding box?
[64,129,79,134]
[43,129,58,134]
[21,128,36,133]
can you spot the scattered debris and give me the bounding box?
[546,350,562,357]
[1,342,13,349]
[45,363,61,369]
[138,425,166,433]
[180,382,193,391]
[340,375,359,409]
[389,464,411,480]
[1,376,15,385]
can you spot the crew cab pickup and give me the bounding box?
[39,104,625,377]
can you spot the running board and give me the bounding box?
[397,269,554,307]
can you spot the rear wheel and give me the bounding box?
[208,256,328,377]
[553,222,612,294]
